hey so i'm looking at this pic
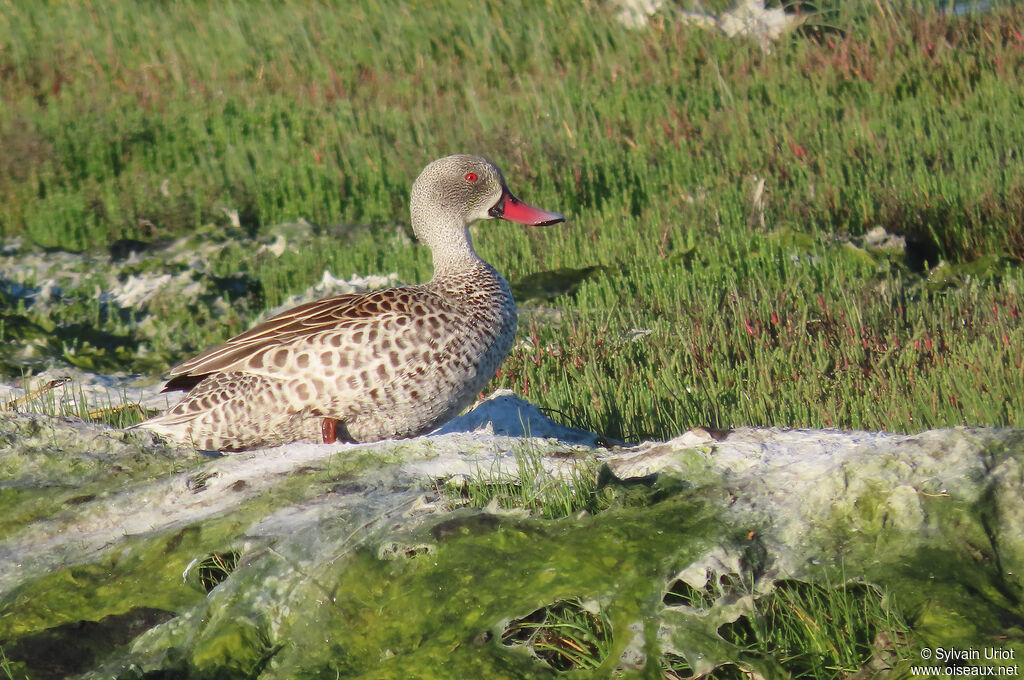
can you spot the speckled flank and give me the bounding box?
[137,155,564,451]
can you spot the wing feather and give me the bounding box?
[168,286,426,379]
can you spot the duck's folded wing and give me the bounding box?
[164,288,424,391]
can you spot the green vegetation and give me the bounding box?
[2,376,148,429]
[501,598,613,672]
[1,0,1022,440]
[759,580,910,678]
[438,445,613,519]
[720,579,912,679]
[660,575,913,679]
[439,454,919,676]
[192,550,243,594]
[3,406,1019,676]
[0,647,17,680]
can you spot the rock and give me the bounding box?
[0,394,1021,678]
[611,0,806,51]
[609,0,668,30]
[863,225,908,254]
[714,0,801,45]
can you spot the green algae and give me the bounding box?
[107,492,725,678]
[3,608,176,680]
[100,484,932,678]
[0,519,236,642]
[2,498,307,679]
[0,412,194,538]
[0,444,422,676]
[814,435,1024,656]
[2,420,1022,677]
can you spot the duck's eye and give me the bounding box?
[464,172,478,182]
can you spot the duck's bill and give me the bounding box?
[489,193,565,226]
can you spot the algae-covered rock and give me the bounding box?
[0,393,1021,679]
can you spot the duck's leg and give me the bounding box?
[322,418,355,444]
[322,418,338,443]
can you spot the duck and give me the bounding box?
[136,154,565,451]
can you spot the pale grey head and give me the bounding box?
[409,154,565,275]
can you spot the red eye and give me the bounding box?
[465,172,478,182]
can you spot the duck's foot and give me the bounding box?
[322,418,354,444]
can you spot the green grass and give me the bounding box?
[191,551,242,594]
[1,0,1023,439]
[663,576,913,679]
[438,445,612,519]
[0,647,17,680]
[496,574,912,676]
[3,376,149,428]
[500,598,612,672]
[744,579,911,678]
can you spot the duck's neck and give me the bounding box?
[412,208,489,280]
[431,229,485,279]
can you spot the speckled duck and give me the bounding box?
[137,155,565,451]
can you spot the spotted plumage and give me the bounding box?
[136,155,565,451]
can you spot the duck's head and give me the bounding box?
[410,155,565,245]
